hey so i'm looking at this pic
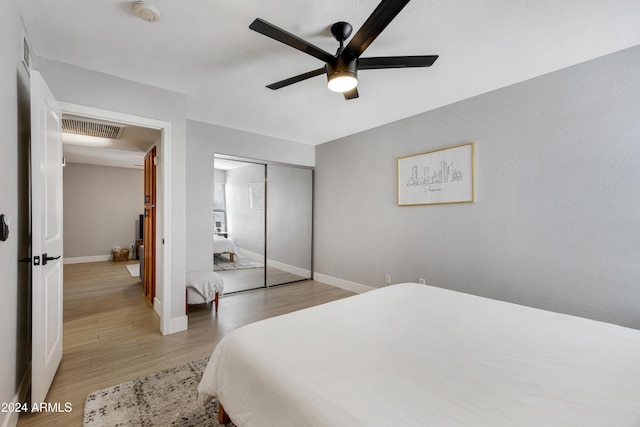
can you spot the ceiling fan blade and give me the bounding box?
[266,67,327,90]
[250,18,336,64]
[358,55,438,69]
[342,0,411,60]
[343,87,359,100]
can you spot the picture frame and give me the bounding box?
[397,142,474,206]
[248,182,265,209]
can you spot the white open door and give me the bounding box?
[30,70,63,403]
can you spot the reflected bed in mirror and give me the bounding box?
[213,234,236,263]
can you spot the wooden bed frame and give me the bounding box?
[218,404,231,424]
[214,252,235,263]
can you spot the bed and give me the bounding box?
[198,283,640,426]
[213,234,237,263]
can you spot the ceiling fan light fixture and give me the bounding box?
[327,72,358,93]
[327,58,357,93]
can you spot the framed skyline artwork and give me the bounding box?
[397,142,474,206]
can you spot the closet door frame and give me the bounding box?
[214,154,314,289]
[265,163,314,287]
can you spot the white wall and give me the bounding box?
[214,169,226,185]
[37,58,188,331]
[0,1,30,425]
[63,163,143,260]
[185,119,314,273]
[315,45,640,329]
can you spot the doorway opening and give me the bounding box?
[59,102,172,330]
[61,114,159,268]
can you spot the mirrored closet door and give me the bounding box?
[214,155,313,293]
[213,158,266,293]
[266,165,313,286]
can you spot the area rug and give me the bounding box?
[125,263,140,278]
[214,254,264,271]
[83,357,235,426]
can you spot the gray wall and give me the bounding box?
[63,163,143,259]
[225,164,265,256]
[315,45,640,329]
[0,0,30,423]
[185,119,314,273]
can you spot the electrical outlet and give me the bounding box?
[418,278,426,285]
[385,274,391,285]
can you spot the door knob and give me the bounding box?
[42,253,61,266]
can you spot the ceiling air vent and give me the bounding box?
[61,117,126,139]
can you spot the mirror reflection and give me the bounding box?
[214,156,313,293]
[213,159,265,293]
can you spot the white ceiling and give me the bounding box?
[62,118,160,169]
[16,0,640,146]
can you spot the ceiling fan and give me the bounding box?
[249,0,438,100]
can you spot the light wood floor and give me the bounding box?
[218,266,309,293]
[18,261,354,426]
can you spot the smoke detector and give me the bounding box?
[133,1,160,23]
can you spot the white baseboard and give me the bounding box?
[65,253,136,264]
[1,369,30,427]
[153,297,162,317]
[267,259,311,278]
[313,273,376,294]
[154,298,187,335]
[161,315,188,335]
[64,255,111,264]
[236,247,264,263]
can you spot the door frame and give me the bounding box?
[59,102,173,333]
[143,146,157,304]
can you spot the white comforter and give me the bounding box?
[198,283,640,427]
[213,234,236,254]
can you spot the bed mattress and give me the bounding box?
[198,283,640,427]
[213,234,236,255]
